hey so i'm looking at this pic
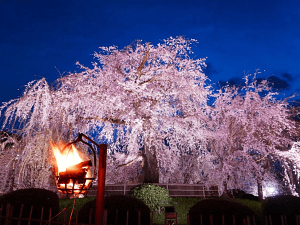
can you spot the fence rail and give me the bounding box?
[80,183,220,198]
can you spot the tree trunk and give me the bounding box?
[257,179,263,201]
[141,145,159,183]
[285,163,298,195]
[221,179,231,199]
[9,168,15,192]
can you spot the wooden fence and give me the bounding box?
[3,203,300,225]
[82,183,220,198]
[2,203,300,225]
[186,213,300,225]
[0,203,154,225]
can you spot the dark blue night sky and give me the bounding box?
[1,0,300,104]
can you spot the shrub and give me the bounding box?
[130,183,173,213]
[189,198,260,225]
[78,195,151,225]
[222,189,259,201]
[235,198,263,218]
[244,193,259,201]
[263,195,300,225]
[0,188,59,225]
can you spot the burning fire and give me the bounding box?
[51,141,93,196]
[52,142,85,173]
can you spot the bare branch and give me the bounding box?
[137,42,151,80]
[116,152,144,168]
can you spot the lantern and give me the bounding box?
[53,133,99,198]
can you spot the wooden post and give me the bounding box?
[186,213,189,225]
[5,203,12,225]
[40,207,44,225]
[151,211,153,225]
[95,144,107,225]
[138,210,140,225]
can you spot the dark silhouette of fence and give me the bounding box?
[2,203,300,225]
[186,213,300,225]
[0,203,154,225]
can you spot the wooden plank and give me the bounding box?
[49,207,52,225]
[247,216,250,225]
[186,213,189,225]
[6,204,13,225]
[5,203,10,225]
[88,208,92,225]
[103,209,107,225]
[200,214,202,225]
[252,215,256,225]
[40,207,44,225]
[28,205,33,225]
[115,209,118,225]
[17,204,23,225]
[269,215,272,225]
[265,216,268,225]
[284,215,287,225]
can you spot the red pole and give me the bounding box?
[95,144,107,225]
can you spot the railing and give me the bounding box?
[0,203,154,225]
[186,213,256,225]
[186,213,300,225]
[2,203,300,225]
[82,183,220,198]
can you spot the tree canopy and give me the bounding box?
[204,74,297,199]
[0,37,298,198]
[0,37,211,188]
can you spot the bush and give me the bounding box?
[263,195,300,225]
[130,183,173,213]
[0,188,59,225]
[189,198,260,225]
[244,193,259,201]
[222,189,259,201]
[78,195,151,225]
[235,198,263,218]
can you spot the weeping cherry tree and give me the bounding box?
[0,36,211,189]
[204,73,297,200]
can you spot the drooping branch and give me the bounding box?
[116,150,144,168]
[77,116,127,125]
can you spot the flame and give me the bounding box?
[51,142,84,173]
[51,141,93,196]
